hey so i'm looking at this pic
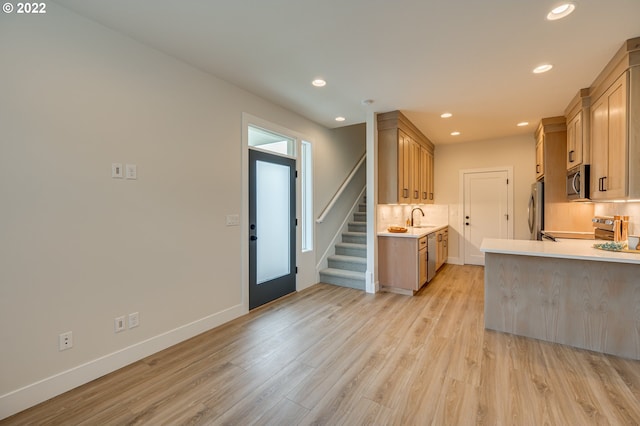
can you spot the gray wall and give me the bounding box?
[315,124,367,262]
[0,2,364,409]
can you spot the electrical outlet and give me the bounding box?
[59,331,73,351]
[128,312,139,329]
[114,316,126,333]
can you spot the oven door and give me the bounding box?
[567,165,590,201]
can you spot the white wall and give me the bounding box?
[0,4,364,417]
[434,134,536,263]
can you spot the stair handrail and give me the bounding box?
[316,152,366,223]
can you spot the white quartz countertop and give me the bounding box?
[480,238,640,265]
[377,224,448,238]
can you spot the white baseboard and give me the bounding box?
[0,304,245,420]
[446,257,464,266]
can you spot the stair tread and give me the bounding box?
[320,268,366,279]
[343,231,366,236]
[328,254,367,263]
[336,242,367,248]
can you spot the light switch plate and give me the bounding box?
[125,164,137,180]
[226,214,240,226]
[112,163,123,178]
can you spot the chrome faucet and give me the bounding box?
[411,207,425,227]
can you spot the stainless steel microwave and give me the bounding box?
[567,164,590,201]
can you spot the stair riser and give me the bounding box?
[328,259,367,272]
[342,234,366,244]
[348,223,366,233]
[336,246,366,258]
[319,273,365,290]
[358,204,367,213]
[353,212,367,222]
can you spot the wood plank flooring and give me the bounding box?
[4,264,640,425]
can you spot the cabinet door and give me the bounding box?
[398,131,411,203]
[419,248,427,287]
[566,111,583,170]
[420,147,428,202]
[443,230,448,264]
[607,75,628,198]
[590,72,628,200]
[535,135,544,180]
[427,150,434,202]
[410,140,421,203]
[591,96,608,200]
[436,231,443,270]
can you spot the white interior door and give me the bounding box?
[463,170,510,265]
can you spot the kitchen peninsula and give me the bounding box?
[481,238,640,360]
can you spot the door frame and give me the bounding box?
[241,113,313,312]
[458,166,514,265]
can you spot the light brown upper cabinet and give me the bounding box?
[564,88,590,171]
[378,111,435,204]
[534,117,566,184]
[588,37,640,201]
[535,132,544,180]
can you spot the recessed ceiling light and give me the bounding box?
[547,3,576,20]
[533,64,553,74]
[451,131,461,136]
[312,79,326,87]
[517,121,529,127]
[335,116,346,122]
[440,112,453,118]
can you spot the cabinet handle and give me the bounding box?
[569,150,575,163]
[599,177,607,192]
[423,191,427,199]
[438,234,442,242]
[536,164,541,173]
[403,188,408,198]
[429,193,434,200]
[414,190,419,198]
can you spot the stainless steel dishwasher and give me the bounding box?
[427,232,436,282]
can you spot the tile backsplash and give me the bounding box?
[594,202,640,236]
[377,204,449,232]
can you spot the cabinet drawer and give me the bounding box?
[418,237,427,248]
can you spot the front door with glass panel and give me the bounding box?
[249,149,296,309]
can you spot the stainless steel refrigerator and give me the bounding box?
[528,181,544,240]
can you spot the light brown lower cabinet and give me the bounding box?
[378,235,428,295]
[436,228,448,270]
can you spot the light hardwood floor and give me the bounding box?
[4,264,640,425]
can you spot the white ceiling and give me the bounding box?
[53,0,640,145]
